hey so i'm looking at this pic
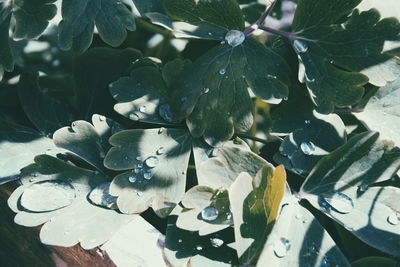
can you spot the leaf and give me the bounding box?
[0,5,14,79]
[229,166,286,264]
[352,256,397,267]
[110,65,179,125]
[132,0,164,15]
[0,120,64,183]
[274,115,346,175]
[197,145,273,188]
[256,192,350,267]
[53,114,117,173]
[176,186,232,236]
[170,38,291,145]
[300,131,400,256]
[292,1,400,113]
[18,71,75,135]
[104,128,195,216]
[58,0,136,53]
[354,78,400,147]
[162,0,244,40]
[8,155,136,249]
[74,47,142,120]
[13,0,57,40]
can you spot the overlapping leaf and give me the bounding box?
[257,191,350,267]
[300,131,400,256]
[354,78,400,147]
[229,166,286,264]
[8,155,136,249]
[292,0,400,113]
[58,0,135,53]
[0,5,13,79]
[169,38,291,145]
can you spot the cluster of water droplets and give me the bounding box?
[128,105,148,122]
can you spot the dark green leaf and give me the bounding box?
[352,257,397,267]
[132,0,164,15]
[170,38,291,145]
[292,1,400,113]
[0,5,14,78]
[301,131,400,256]
[58,0,135,53]
[13,0,57,40]
[229,166,286,264]
[18,71,75,135]
[354,78,400,147]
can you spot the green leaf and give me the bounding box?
[132,0,164,15]
[274,115,346,175]
[197,144,273,188]
[104,128,195,216]
[0,120,64,183]
[163,0,244,40]
[13,0,57,40]
[300,131,400,256]
[18,71,75,135]
[53,115,118,173]
[354,78,400,147]
[0,5,14,78]
[74,47,142,120]
[256,192,350,267]
[8,155,136,249]
[58,0,136,53]
[170,38,291,145]
[176,186,232,235]
[229,166,286,264]
[352,257,397,267]
[292,2,400,113]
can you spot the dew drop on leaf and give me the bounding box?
[305,120,311,124]
[225,29,245,47]
[137,191,143,196]
[88,183,117,209]
[158,127,165,134]
[156,147,165,155]
[219,68,226,75]
[201,206,219,221]
[143,170,153,180]
[387,212,400,225]
[20,180,76,212]
[128,175,137,183]
[98,115,106,121]
[273,237,291,258]
[139,105,147,113]
[129,113,140,121]
[196,245,203,251]
[99,151,105,158]
[358,184,369,193]
[323,193,354,214]
[293,40,308,53]
[145,156,159,168]
[210,238,224,248]
[300,141,315,155]
[202,87,210,94]
[135,156,142,161]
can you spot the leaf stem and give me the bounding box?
[257,25,295,40]
[243,0,278,36]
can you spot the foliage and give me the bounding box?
[0,0,400,266]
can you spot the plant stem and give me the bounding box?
[237,132,279,145]
[243,0,278,36]
[258,25,295,40]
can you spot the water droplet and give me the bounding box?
[300,142,315,155]
[323,192,354,214]
[225,30,245,47]
[156,147,165,155]
[283,96,288,101]
[201,206,219,221]
[305,120,311,124]
[208,32,213,36]
[137,191,143,196]
[202,87,210,94]
[88,183,118,209]
[128,175,137,183]
[135,156,142,161]
[196,245,203,251]
[273,238,291,258]
[145,156,159,168]
[293,40,308,53]
[302,219,309,224]
[268,74,277,79]
[219,68,226,75]
[143,171,153,180]
[99,151,105,158]
[99,115,106,121]
[129,113,140,121]
[159,104,177,123]
[64,230,70,235]
[358,184,369,192]
[137,162,143,168]
[139,105,147,113]
[210,238,224,248]
[158,127,165,134]
[387,212,400,225]
[178,239,182,243]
